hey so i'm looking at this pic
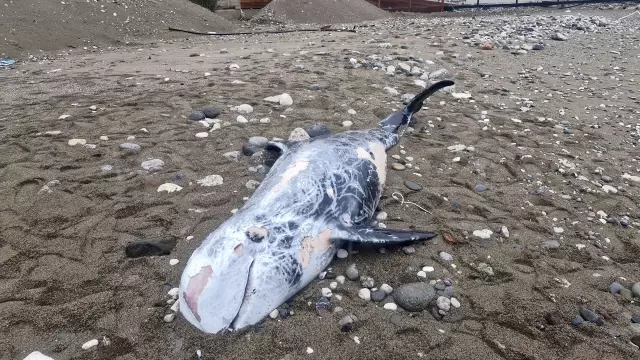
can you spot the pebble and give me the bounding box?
[404,180,422,191]
[632,282,640,297]
[269,309,279,319]
[68,139,87,146]
[436,296,451,311]
[188,111,205,121]
[402,246,415,254]
[234,104,253,114]
[246,180,261,190]
[82,339,99,350]
[439,252,453,261]
[392,163,405,171]
[380,283,393,294]
[342,120,353,127]
[195,132,208,138]
[336,249,348,259]
[119,143,141,151]
[551,32,568,41]
[473,229,492,239]
[632,315,640,324]
[346,264,360,280]
[572,315,584,327]
[339,315,355,332]
[223,151,241,162]
[383,303,398,310]
[360,276,375,288]
[201,106,220,119]
[243,136,268,156]
[579,307,604,326]
[422,266,435,272]
[347,109,356,115]
[164,313,176,323]
[197,174,223,187]
[321,288,333,297]
[376,212,388,221]
[336,276,345,284]
[541,240,561,249]
[609,282,624,294]
[141,159,164,171]
[474,184,488,192]
[289,128,310,141]
[279,93,293,106]
[477,263,494,276]
[393,282,437,312]
[58,114,71,120]
[157,183,182,193]
[417,271,427,278]
[169,259,179,266]
[305,123,331,137]
[450,297,461,308]
[23,352,55,360]
[125,240,174,258]
[358,288,371,301]
[371,289,387,302]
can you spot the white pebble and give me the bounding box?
[204,72,211,77]
[383,302,398,310]
[376,212,388,221]
[380,283,393,294]
[269,309,279,319]
[195,132,208,138]
[473,229,493,239]
[501,226,509,238]
[306,347,314,354]
[450,297,461,308]
[164,313,176,323]
[329,281,338,290]
[347,109,357,115]
[23,351,55,360]
[98,136,108,141]
[169,259,179,266]
[81,339,99,350]
[342,120,353,127]
[89,105,97,111]
[237,115,248,123]
[58,114,71,120]
[422,266,435,272]
[358,288,371,301]
[336,275,345,284]
[553,227,564,234]
[229,64,239,70]
[197,174,223,187]
[321,288,333,297]
[336,249,349,259]
[68,138,87,146]
[167,287,179,298]
[170,301,180,312]
[417,271,427,278]
[279,93,293,106]
[157,183,182,193]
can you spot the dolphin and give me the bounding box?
[178,80,455,334]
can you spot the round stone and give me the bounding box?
[289,128,310,141]
[392,163,405,171]
[201,106,220,118]
[380,283,393,294]
[336,249,349,259]
[393,282,437,312]
[188,110,205,121]
[339,315,355,332]
[141,159,164,171]
[119,143,141,151]
[371,289,387,302]
[474,184,488,192]
[579,307,604,326]
[450,297,461,308]
[383,303,398,310]
[436,296,451,311]
[632,282,640,297]
[358,288,371,301]
[376,212,388,221]
[404,180,422,191]
[242,136,269,156]
[269,309,279,319]
[346,264,359,280]
[572,315,584,327]
[439,252,453,261]
[609,282,624,294]
[321,288,332,297]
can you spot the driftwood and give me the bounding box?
[167,26,357,36]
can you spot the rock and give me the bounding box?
[621,288,633,299]
[545,311,564,325]
[223,151,242,161]
[346,264,360,280]
[342,120,353,127]
[68,139,87,146]
[632,335,640,348]
[23,352,56,360]
[101,165,113,172]
[479,41,494,50]
[541,240,561,249]
[601,175,612,183]
[119,143,141,152]
[609,282,624,294]
[234,104,254,114]
[393,282,437,312]
[474,184,488,192]
[436,296,451,311]
[632,315,640,323]
[169,259,179,266]
[404,180,422,191]
[188,111,206,121]
[632,282,640,297]
[82,339,99,350]
[197,175,223,187]
[289,128,310,141]
[376,212,388,221]
[360,276,375,288]
[551,33,568,41]
[246,180,261,190]
[380,283,393,294]
[141,159,164,171]
[156,182,182,193]
[450,297,461,308]
[439,252,453,261]
[321,288,333,297]
[308,83,325,91]
[572,315,584,327]
[429,68,449,80]
[279,93,293,106]
[402,246,415,254]
[358,288,371,301]
[477,263,494,276]
[125,240,174,258]
[164,313,176,322]
[201,106,220,118]
[532,43,545,50]
[339,315,355,332]
[473,229,492,239]
[269,309,279,319]
[371,289,387,302]
[336,249,348,259]
[384,87,400,96]
[305,123,331,137]
[392,163,405,171]
[243,136,269,156]
[579,307,604,326]
[383,303,398,310]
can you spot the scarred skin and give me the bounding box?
[178,80,454,334]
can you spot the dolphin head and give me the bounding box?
[178,227,260,334]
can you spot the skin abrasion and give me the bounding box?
[298,229,333,267]
[184,265,213,322]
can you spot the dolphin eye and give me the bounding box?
[246,231,264,243]
[369,151,375,159]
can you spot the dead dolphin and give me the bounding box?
[179,80,455,334]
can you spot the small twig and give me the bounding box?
[391,192,432,215]
[167,27,357,36]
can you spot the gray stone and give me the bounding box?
[541,240,561,249]
[632,314,640,324]
[119,143,141,152]
[393,282,437,312]
[360,276,375,288]
[579,307,604,326]
[243,136,269,156]
[371,289,387,302]
[223,151,242,161]
[439,252,453,261]
[346,264,360,281]
[289,128,310,141]
[305,123,331,138]
[339,315,355,332]
[201,106,220,119]
[141,159,164,171]
[188,110,206,121]
[404,180,422,191]
[436,296,451,311]
[474,184,488,192]
[609,282,624,294]
[551,33,568,41]
[632,282,640,298]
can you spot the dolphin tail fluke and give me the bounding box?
[378,80,454,134]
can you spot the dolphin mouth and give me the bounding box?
[228,259,255,331]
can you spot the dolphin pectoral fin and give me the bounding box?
[332,226,437,245]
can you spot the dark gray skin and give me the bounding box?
[179,80,455,334]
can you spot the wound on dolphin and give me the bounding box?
[184,265,213,322]
[299,229,333,267]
